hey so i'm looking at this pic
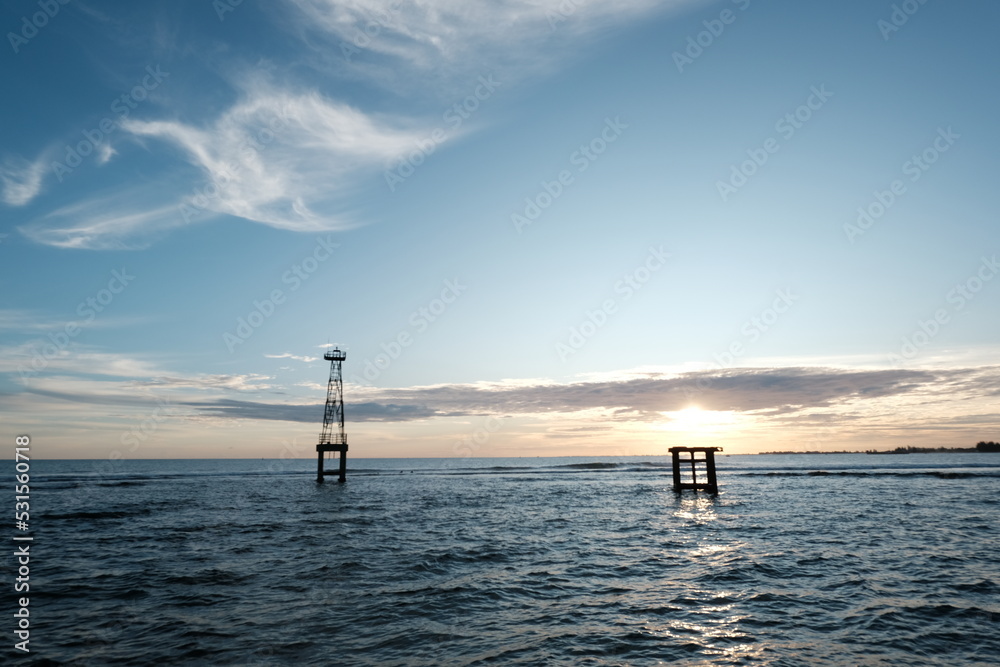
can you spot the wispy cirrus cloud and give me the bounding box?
[0,310,152,335]
[1,151,50,206]
[18,194,183,250]
[19,83,436,249]
[265,352,320,363]
[14,1,705,251]
[127,374,274,392]
[285,0,706,88]
[0,345,163,379]
[122,83,429,229]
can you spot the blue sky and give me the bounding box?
[3,0,999,459]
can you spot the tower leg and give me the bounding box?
[671,450,681,492]
[706,450,718,494]
[338,449,347,483]
[317,450,324,483]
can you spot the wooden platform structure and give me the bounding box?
[317,444,348,484]
[669,446,721,494]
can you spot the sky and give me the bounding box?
[2,0,999,460]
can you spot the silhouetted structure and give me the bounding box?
[316,347,348,483]
[669,446,721,494]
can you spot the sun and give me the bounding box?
[656,406,738,433]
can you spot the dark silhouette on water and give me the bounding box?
[316,347,348,483]
[867,441,1000,454]
[669,446,721,494]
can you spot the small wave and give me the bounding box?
[44,508,153,521]
[951,579,1000,594]
[164,569,254,587]
[555,462,621,470]
[739,471,1000,479]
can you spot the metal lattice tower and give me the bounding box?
[316,347,348,483]
[319,347,347,446]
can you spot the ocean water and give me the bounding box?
[16,454,1000,665]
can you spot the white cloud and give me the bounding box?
[18,83,432,249]
[286,0,705,87]
[3,348,274,410]
[122,84,429,232]
[296,381,327,392]
[0,344,163,378]
[0,310,65,333]
[266,352,319,363]
[15,1,704,250]
[1,151,49,206]
[128,373,274,391]
[97,142,117,165]
[0,309,152,333]
[19,195,183,250]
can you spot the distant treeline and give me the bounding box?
[756,450,858,455]
[869,442,1000,454]
[757,442,1000,455]
[867,446,976,455]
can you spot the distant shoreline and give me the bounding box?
[755,448,992,455]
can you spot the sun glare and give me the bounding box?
[657,407,738,433]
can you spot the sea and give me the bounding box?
[14,454,1000,666]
